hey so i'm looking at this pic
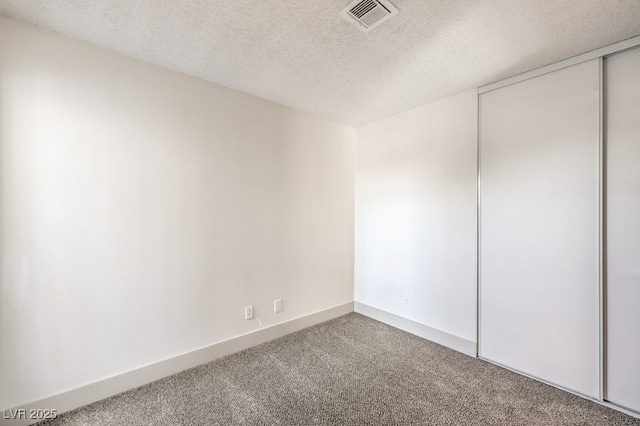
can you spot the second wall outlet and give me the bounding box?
[245,305,254,320]
[274,299,282,313]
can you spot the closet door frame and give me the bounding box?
[476,34,640,417]
[478,58,601,399]
[602,45,640,414]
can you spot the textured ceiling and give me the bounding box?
[2,1,640,126]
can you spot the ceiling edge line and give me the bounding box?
[478,34,640,95]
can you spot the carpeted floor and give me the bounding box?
[40,313,639,425]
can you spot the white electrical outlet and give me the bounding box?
[404,297,411,308]
[274,299,282,313]
[245,306,254,320]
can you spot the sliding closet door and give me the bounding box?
[606,47,640,413]
[479,60,600,397]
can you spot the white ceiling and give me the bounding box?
[2,1,640,126]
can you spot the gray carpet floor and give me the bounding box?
[40,313,640,425]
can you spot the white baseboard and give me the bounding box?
[354,302,477,357]
[1,302,354,426]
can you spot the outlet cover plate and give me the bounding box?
[245,306,254,320]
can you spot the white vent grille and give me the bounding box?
[340,0,399,33]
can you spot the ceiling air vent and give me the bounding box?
[340,0,399,33]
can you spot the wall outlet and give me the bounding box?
[404,297,411,308]
[245,306,254,320]
[274,299,282,313]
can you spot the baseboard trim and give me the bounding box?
[1,302,354,426]
[354,302,477,357]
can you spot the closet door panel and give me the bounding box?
[479,60,600,397]
[606,47,640,413]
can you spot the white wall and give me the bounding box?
[0,16,354,409]
[355,90,478,344]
